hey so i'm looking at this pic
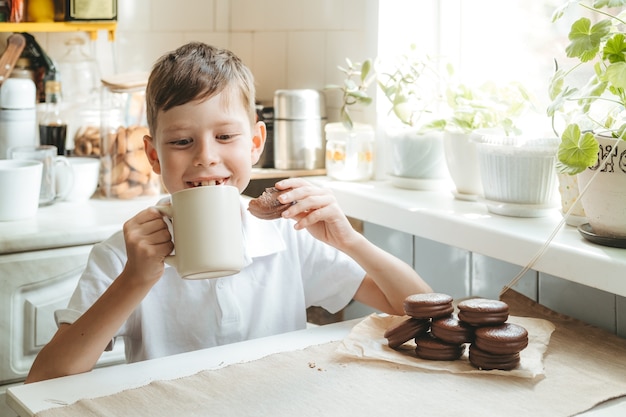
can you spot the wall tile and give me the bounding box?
[113,32,185,73]
[472,254,538,301]
[117,0,151,32]
[539,273,616,334]
[152,0,215,31]
[214,0,231,32]
[414,236,470,299]
[251,32,288,103]
[286,32,326,90]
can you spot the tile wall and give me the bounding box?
[13,0,378,120]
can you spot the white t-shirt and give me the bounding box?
[56,198,365,363]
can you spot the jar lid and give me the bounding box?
[101,72,149,92]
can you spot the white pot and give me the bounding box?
[474,134,559,217]
[385,127,448,189]
[577,136,626,238]
[443,131,483,200]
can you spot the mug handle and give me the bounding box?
[54,156,74,200]
[153,204,177,268]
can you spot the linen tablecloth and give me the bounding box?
[36,290,626,417]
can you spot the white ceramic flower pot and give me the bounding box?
[473,135,560,217]
[385,127,449,190]
[443,131,483,200]
[577,136,626,238]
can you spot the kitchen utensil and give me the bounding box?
[0,34,26,84]
[273,89,326,170]
[154,186,244,279]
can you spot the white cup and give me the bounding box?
[0,159,43,221]
[10,145,73,206]
[154,186,244,279]
[62,157,100,201]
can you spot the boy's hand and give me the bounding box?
[122,207,174,285]
[275,178,360,249]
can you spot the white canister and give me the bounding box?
[0,78,38,159]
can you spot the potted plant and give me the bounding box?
[434,79,538,201]
[324,58,376,181]
[376,45,450,190]
[548,0,626,238]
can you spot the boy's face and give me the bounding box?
[144,91,266,195]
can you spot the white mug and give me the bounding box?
[0,159,42,221]
[154,186,244,279]
[62,157,100,201]
[10,145,73,206]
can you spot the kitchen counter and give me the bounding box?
[308,177,626,298]
[0,195,162,255]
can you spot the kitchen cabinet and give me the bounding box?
[0,195,158,417]
[0,22,116,40]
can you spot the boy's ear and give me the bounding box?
[144,134,162,174]
[251,121,267,164]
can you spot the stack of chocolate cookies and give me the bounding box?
[383,293,528,371]
[457,298,528,370]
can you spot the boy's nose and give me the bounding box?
[193,140,220,166]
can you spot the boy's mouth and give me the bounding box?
[188,179,227,187]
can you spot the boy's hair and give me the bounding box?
[145,42,257,135]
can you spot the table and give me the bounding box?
[6,318,626,417]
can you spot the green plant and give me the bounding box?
[431,79,536,135]
[326,58,375,130]
[548,0,626,174]
[377,44,447,129]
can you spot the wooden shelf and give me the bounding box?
[0,22,117,41]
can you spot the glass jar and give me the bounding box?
[57,38,100,106]
[70,107,101,157]
[325,122,374,181]
[99,74,160,199]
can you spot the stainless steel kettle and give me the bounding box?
[273,89,326,170]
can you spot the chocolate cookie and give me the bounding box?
[384,317,430,349]
[403,293,454,319]
[248,187,291,220]
[457,298,509,327]
[469,344,520,371]
[431,314,475,344]
[473,322,528,355]
[415,333,465,361]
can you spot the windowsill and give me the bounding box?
[309,177,626,298]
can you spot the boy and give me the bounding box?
[26,42,432,383]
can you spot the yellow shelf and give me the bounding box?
[0,22,117,41]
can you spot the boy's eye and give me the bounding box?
[216,134,236,141]
[170,138,193,146]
